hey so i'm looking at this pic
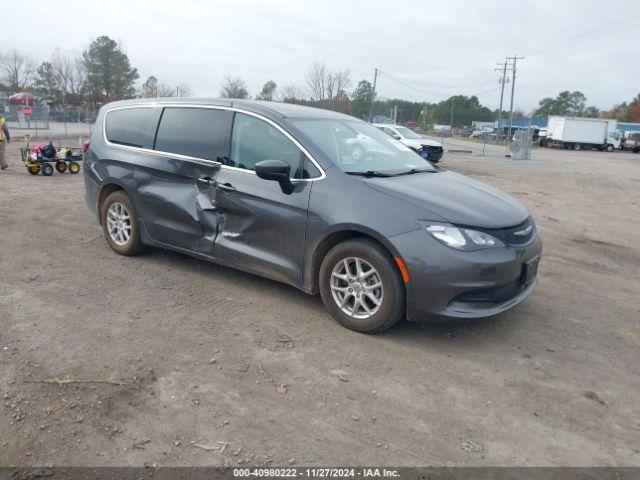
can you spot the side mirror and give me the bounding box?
[392,134,402,140]
[255,159,291,183]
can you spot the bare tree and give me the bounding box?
[306,62,327,101]
[51,50,86,104]
[306,62,351,103]
[326,70,351,101]
[175,83,192,98]
[140,76,159,97]
[278,85,305,103]
[140,77,191,98]
[220,76,248,99]
[0,49,36,92]
[157,83,176,97]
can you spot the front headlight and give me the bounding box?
[421,222,504,251]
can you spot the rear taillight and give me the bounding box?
[82,140,90,153]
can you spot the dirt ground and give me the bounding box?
[1,138,639,467]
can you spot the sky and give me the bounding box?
[3,0,639,113]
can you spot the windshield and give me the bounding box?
[394,126,422,139]
[292,119,436,174]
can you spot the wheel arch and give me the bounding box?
[97,181,132,225]
[305,225,404,295]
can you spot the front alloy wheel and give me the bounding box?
[319,239,405,333]
[330,257,383,319]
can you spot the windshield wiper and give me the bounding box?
[345,170,392,178]
[392,168,437,176]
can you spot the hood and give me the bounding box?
[365,170,529,228]
[402,138,443,149]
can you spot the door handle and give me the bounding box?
[217,182,236,192]
[198,176,215,186]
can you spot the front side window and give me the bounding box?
[105,107,155,148]
[230,112,305,177]
[154,107,233,160]
[292,119,436,174]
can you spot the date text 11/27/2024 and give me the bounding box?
[233,468,400,478]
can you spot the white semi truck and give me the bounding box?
[543,116,621,151]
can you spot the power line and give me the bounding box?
[377,70,499,100]
[378,72,495,90]
[519,15,640,57]
[377,70,449,98]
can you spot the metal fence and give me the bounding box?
[6,104,50,129]
[508,126,533,160]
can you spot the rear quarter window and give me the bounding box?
[104,107,155,148]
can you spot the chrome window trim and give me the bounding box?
[102,103,326,182]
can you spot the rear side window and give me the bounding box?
[154,107,233,160]
[105,107,154,148]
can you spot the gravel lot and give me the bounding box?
[1,138,639,467]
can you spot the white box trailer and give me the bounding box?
[544,116,620,151]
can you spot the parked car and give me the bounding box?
[84,99,541,333]
[538,128,548,146]
[469,130,492,139]
[373,123,444,162]
[621,132,640,153]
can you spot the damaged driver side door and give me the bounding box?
[210,112,317,287]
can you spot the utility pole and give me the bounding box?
[495,60,508,142]
[176,85,179,98]
[368,68,378,122]
[450,98,454,132]
[505,55,524,155]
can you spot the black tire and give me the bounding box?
[605,144,614,152]
[55,161,67,173]
[41,164,54,176]
[100,191,145,256]
[319,239,405,333]
[27,165,40,175]
[68,161,80,174]
[573,143,581,151]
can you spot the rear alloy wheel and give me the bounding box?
[319,239,405,333]
[100,191,145,256]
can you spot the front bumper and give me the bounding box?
[388,228,542,322]
[419,146,444,162]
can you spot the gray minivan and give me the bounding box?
[84,99,541,333]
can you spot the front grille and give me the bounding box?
[458,216,535,246]
[453,281,523,304]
